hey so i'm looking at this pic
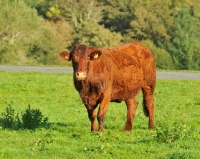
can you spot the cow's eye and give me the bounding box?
[72,58,77,64]
[72,59,77,63]
[72,55,79,62]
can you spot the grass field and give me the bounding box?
[0,71,200,159]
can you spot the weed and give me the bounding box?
[30,135,54,152]
[155,121,187,143]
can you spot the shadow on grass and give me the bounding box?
[0,104,69,132]
[0,117,68,132]
[43,122,69,132]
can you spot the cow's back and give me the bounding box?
[110,41,156,84]
[100,41,156,101]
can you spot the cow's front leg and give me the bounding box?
[87,108,98,131]
[124,99,137,131]
[97,96,110,132]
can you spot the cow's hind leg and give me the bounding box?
[87,108,98,131]
[124,99,137,131]
[142,85,155,129]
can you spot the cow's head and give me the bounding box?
[59,44,101,81]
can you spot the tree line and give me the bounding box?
[0,0,200,70]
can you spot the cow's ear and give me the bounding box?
[90,50,101,60]
[59,51,71,61]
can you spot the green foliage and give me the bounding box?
[22,105,48,130]
[155,121,187,143]
[1,105,18,129]
[1,0,200,69]
[55,0,122,48]
[57,0,103,25]
[46,4,61,18]
[44,20,75,65]
[24,0,56,18]
[129,4,170,43]
[98,0,200,70]
[0,0,60,65]
[73,19,122,48]
[98,0,135,35]
[1,104,48,130]
[165,5,200,70]
[142,40,174,69]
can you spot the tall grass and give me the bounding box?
[0,71,200,158]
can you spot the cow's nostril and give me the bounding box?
[76,71,86,80]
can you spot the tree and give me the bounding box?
[45,19,75,64]
[128,1,171,43]
[164,5,200,70]
[56,0,122,48]
[142,40,174,69]
[187,0,200,20]
[0,0,59,65]
[73,19,122,48]
[57,0,103,25]
[1,0,200,69]
[98,0,134,33]
[23,0,56,18]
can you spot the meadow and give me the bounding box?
[0,71,200,159]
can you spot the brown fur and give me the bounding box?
[60,41,156,131]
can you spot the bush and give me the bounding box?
[22,105,48,130]
[1,105,48,130]
[1,105,17,129]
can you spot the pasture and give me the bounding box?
[0,71,200,159]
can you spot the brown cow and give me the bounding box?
[60,41,156,132]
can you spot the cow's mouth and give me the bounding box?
[76,77,86,81]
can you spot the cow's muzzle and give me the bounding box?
[75,71,87,81]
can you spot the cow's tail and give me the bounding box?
[142,98,149,117]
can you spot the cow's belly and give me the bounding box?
[111,84,142,101]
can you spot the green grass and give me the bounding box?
[0,71,200,159]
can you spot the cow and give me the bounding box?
[60,41,156,132]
